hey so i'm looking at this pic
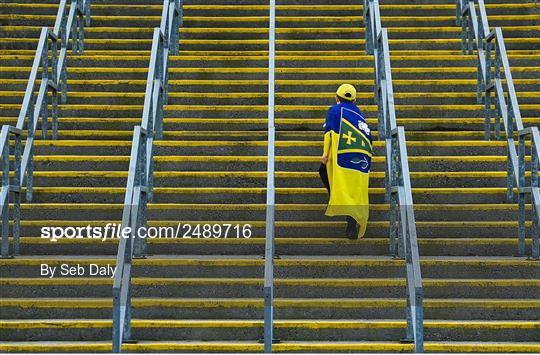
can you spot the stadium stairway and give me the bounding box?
[1,0,540,353]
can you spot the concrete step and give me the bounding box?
[1,255,538,279]
[3,53,539,68]
[0,127,533,142]
[3,78,536,92]
[37,129,531,142]
[2,116,540,133]
[0,340,538,353]
[4,201,532,221]
[8,236,533,257]
[3,153,525,171]
[2,66,539,82]
[9,37,540,51]
[4,24,537,40]
[3,202,532,219]
[0,26,157,40]
[2,50,539,64]
[1,318,538,342]
[2,276,538,298]
[0,295,538,320]
[0,3,162,16]
[2,103,540,120]
[0,14,160,28]
[2,96,540,116]
[55,117,540,133]
[22,139,525,157]
[8,170,533,189]
[5,218,536,238]
[381,14,540,28]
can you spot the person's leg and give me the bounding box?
[345,216,358,239]
[318,163,330,194]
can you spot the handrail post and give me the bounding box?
[0,126,22,258]
[178,0,184,55]
[391,134,405,258]
[77,1,85,55]
[363,0,373,55]
[263,190,275,353]
[1,128,11,258]
[518,132,526,256]
[71,2,78,54]
[532,131,540,259]
[167,0,181,56]
[133,128,148,258]
[517,128,540,259]
[41,32,49,140]
[460,2,467,54]
[476,3,484,105]
[12,131,22,256]
[494,35,502,143]
[263,0,276,352]
[84,0,92,26]
[414,286,424,352]
[455,0,461,25]
[50,29,59,140]
[485,32,493,140]
[26,104,34,203]
[0,126,10,258]
[466,1,473,54]
[112,286,121,353]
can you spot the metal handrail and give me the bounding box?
[54,0,89,103]
[363,0,382,57]
[457,0,489,104]
[456,0,538,257]
[518,127,540,259]
[1,126,22,258]
[364,0,424,351]
[0,0,90,258]
[263,0,276,352]
[112,0,182,352]
[486,28,524,196]
[0,28,57,258]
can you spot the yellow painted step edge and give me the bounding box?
[2,277,538,287]
[1,257,536,267]
[0,297,538,308]
[0,341,538,353]
[1,319,538,330]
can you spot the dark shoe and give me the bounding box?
[345,217,358,239]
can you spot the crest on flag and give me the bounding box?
[337,107,373,173]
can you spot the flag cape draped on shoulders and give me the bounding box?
[324,102,373,238]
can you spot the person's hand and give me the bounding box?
[321,154,328,165]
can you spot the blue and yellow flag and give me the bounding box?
[325,105,373,238]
